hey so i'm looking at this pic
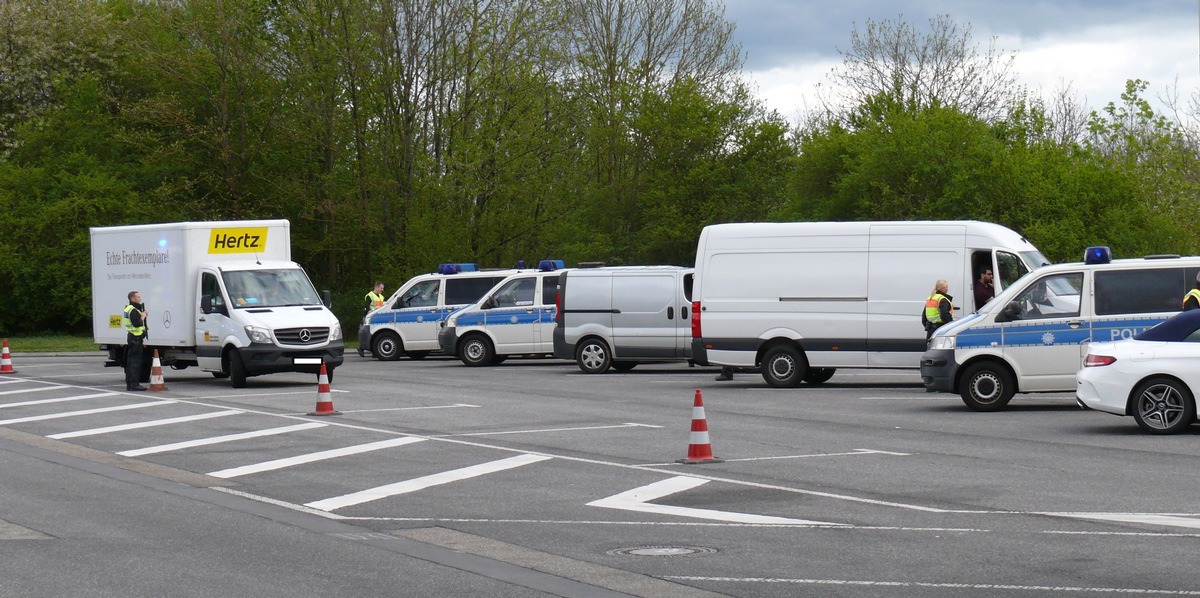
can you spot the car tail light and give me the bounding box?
[1084,354,1116,367]
[691,301,701,338]
[555,289,563,326]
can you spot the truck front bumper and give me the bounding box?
[242,342,345,376]
[437,327,458,356]
[920,349,958,393]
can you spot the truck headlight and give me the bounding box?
[929,336,956,350]
[444,317,455,328]
[330,323,342,341]
[245,325,272,344]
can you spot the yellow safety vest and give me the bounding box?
[123,304,146,337]
[925,292,951,325]
[1183,289,1200,309]
[366,291,385,309]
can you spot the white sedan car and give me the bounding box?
[1077,309,1200,434]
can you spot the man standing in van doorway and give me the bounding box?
[922,280,954,340]
[973,269,994,310]
[1183,272,1200,310]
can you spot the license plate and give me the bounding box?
[293,357,322,365]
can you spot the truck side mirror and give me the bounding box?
[322,290,332,308]
[483,295,496,310]
[201,295,212,314]
[996,301,1021,323]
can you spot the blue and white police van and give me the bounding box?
[358,264,520,360]
[921,247,1200,411]
[438,260,567,366]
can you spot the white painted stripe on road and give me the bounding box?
[207,436,427,478]
[336,403,480,414]
[0,378,27,385]
[719,448,911,463]
[588,476,844,525]
[306,453,552,511]
[439,422,662,438]
[0,392,117,409]
[48,409,244,439]
[0,401,174,425]
[0,385,61,397]
[1045,512,1200,529]
[117,422,327,457]
[662,576,1200,595]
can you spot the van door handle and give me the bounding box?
[667,307,674,320]
[1067,320,1084,329]
[682,307,688,319]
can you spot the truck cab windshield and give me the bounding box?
[223,269,320,308]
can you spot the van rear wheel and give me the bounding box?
[762,345,806,388]
[959,362,1014,411]
[576,339,612,374]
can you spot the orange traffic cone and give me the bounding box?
[147,349,168,391]
[0,338,15,374]
[308,363,340,416]
[676,389,723,464]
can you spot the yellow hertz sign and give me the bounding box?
[208,227,268,254]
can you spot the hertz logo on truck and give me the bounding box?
[208,228,268,254]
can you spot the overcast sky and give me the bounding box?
[724,0,1200,122]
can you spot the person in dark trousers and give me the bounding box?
[1183,272,1200,310]
[922,279,954,340]
[715,366,734,381]
[124,290,148,391]
[364,281,385,316]
[973,268,994,310]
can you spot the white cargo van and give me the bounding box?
[552,266,694,373]
[438,261,567,366]
[357,264,520,360]
[691,221,1048,387]
[922,248,1200,411]
[91,220,344,387]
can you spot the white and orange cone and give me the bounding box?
[676,389,723,464]
[147,349,168,391]
[0,338,15,374]
[308,363,340,416]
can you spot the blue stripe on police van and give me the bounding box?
[954,315,1170,349]
[370,306,463,326]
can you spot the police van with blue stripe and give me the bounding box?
[358,264,521,360]
[438,260,567,366]
[921,247,1200,411]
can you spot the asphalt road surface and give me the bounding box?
[3,350,1199,597]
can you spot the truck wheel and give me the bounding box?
[612,361,637,372]
[324,366,334,384]
[803,368,836,384]
[459,335,494,367]
[576,338,612,374]
[762,345,806,388]
[229,351,248,388]
[406,351,430,360]
[1131,377,1195,434]
[372,331,402,361]
[959,362,1014,411]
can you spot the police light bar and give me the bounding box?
[1084,246,1111,265]
[538,259,565,271]
[437,263,478,274]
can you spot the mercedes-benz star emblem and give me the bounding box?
[299,329,311,342]
[162,310,172,329]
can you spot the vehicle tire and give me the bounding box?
[372,331,402,362]
[612,361,638,372]
[406,351,430,360]
[803,368,836,385]
[576,338,612,374]
[959,362,1014,411]
[762,345,806,388]
[228,350,248,388]
[211,372,230,379]
[1131,377,1196,434]
[490,355,507,365]
[459,334,495,367]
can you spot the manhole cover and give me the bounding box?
[606,546,717,557]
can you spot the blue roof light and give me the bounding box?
[538,259,565,271]
[437,263,478,275]
[1084,246,1111,265]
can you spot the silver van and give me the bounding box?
[552,266,694,373]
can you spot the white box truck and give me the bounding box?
[690,221,1049,387]
[91,220,344,387]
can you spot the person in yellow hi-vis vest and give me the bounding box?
[921,279,954,340]
[363,281,385,316]
[123,290,149,391]
[1183,272,1200,311]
